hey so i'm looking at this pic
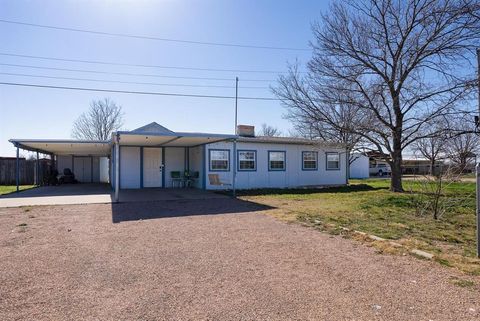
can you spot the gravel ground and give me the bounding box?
[0,198,479,321]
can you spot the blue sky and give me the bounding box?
[0,0,330,156]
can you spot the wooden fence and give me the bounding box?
[0,157,50,185]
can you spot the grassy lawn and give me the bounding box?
[240,179,480,275]
[0,185,36,195]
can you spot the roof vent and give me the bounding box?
[237,125,255,137]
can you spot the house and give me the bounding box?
[9,122,347,201]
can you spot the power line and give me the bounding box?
[0,52,293,74]
[0,63,275,82]
[0,82,280,101]
[0,19,310,52]
[0,72,271,89]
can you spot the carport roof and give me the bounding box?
[117,131,237,147]
[116,122,237,147]
[9,139,111,156]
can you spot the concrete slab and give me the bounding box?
[0,184,112,208]
[0,184,228,208]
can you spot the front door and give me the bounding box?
[143,148,163,187]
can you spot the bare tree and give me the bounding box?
[412,121,448,176]
[445,118,479,172]
[258,123,282,137]
[72,98,124,140]
[274,0,479,192]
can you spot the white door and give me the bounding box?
[143,148,163,187]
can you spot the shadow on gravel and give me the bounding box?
[111,198,274,223]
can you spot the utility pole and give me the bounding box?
[233,77,239,197]
[234,77,239,134]
[474,48,480,256]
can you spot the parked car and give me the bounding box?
[369,163,391,176]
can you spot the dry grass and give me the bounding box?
[239,179,480,275]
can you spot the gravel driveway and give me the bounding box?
[0,198,479,320]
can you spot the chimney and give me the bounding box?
[237,125,255,137]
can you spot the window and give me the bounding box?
[326,152,340,170]
[209,149,229,171]
[238,150,256,171]
[302,151,318,170]
[268,151,286,171]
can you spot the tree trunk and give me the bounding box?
[430,159,435,176]
[390,133,404,192]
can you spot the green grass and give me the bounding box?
[240,178,480,274]
[0,185,36,195]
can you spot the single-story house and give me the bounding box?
[9,122,347,201]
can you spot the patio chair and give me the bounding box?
[170,171,183,188]
[208,174,232,187]
[185,171,199,188]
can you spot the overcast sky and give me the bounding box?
[0,0,331,157]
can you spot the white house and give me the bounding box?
[9,122,348,201]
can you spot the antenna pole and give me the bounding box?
[235,77,238,134]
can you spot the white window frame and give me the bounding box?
[209,149,230,171]
[238,150,256,171]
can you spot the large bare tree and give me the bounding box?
[275,0,479,191]
[72,98,124,140]
[276,66,371,165]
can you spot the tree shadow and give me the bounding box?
[227,184,387,197]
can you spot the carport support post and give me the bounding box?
[16,146,19,192]
[114,137,120,202]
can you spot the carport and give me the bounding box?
[8,123,238,203]
[9,138,111,192]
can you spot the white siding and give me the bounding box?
[205,141,347,190]
[164,147,185,188]
[120,146,140,189]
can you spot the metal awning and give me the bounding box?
[116,131,237,147]
[9,139,111,156]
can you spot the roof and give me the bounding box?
[131,122,175,135]
[9,139,111,156]
[9,123,344,155]
[237,135,345,148]
[117,122,237,147]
